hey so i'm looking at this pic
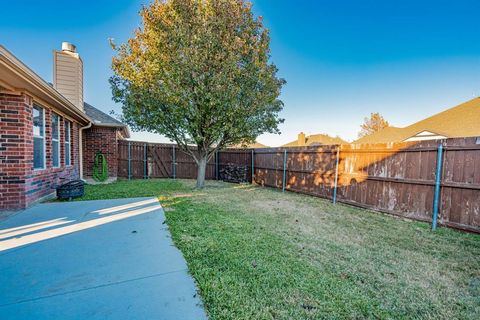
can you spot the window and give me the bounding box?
[33,105,45,169]
[65,121,71,166]
[52,113,60,168]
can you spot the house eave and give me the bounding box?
[0,45,90,125]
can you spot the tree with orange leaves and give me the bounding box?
[358,112,390,138]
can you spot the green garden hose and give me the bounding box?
[93,152,108,182]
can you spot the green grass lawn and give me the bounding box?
[79,179,480,319]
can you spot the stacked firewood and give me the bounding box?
[219,163,248,183]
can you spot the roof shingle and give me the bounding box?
[83,102,125,127]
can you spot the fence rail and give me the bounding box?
[118,138,480,233]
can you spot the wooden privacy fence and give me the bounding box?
[118,138,480,233]
[254,137,480,233]
[117,140,253,181]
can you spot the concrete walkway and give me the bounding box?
[0,198,207,320]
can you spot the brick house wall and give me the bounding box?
[24,113,80,207]
[83,126,119,180]
[0,92,81,210]
[0,93,29,209]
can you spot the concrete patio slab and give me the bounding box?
[0,198,207,320]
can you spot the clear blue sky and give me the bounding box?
[1,0,479,145]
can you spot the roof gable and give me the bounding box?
[404,130,448,142]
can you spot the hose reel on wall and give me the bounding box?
[93,152,108,182]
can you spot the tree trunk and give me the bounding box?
[196,156,207,188]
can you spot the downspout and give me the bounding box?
[79,122,92,181]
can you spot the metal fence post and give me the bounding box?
[172,145,176,179]
[128,142,131,180]
[251,149,255,184]
[282,149,287,192]
[333,146,340,204]
[215,151,219,180]
[143,143,147,179]
[432,143,444,231]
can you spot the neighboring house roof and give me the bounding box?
[229,141,268,149]
[354,98,480,144]
[282,133,347,147]
[353,127,406,144]
[84,102,130,138]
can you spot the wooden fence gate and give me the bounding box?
[118,140,252,181]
